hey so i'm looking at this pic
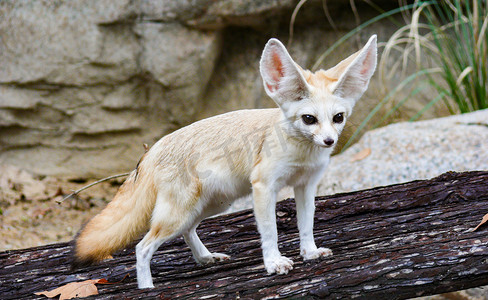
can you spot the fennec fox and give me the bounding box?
[73,35,377,289]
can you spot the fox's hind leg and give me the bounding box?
[183,224,230,265]
[136,230,173,289]
[135,195,186,289]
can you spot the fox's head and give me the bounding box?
[260,35,377,149]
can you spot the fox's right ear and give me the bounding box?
[259,38,309,106]
[329,35,377,103]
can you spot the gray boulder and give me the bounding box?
[0,0,221,176]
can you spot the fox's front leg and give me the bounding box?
[294,184,333,260]
[253,181,294,274]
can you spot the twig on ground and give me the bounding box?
[57,144,149,204]
[57,173,130,204]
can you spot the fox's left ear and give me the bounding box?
[329,35,377,103]
[260,38,309,106]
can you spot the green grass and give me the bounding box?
[382,0,488,115]
[294,0,488,150]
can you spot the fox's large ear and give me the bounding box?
[328,35,377,103]
[260,38,309,105]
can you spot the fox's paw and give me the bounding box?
[196,252,230,265]
[302,247,333,261]
[137,278,155,289]
[211,252,231,262]
[265,256,294,275]
[138,283,155,289]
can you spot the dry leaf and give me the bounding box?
[35,279,106,300]
[350,148,372,162]
[473,213,488,231]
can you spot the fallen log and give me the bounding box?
[1,171,487,299]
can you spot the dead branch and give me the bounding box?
[2,171,488,299]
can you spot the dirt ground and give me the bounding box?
[0,164,122,250]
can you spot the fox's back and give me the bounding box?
[153,109,278,159]
[142,108,281,187]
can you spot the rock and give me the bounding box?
[0,0,421,178]
[318,109,488,195]
[0,0,221,176]
[137,0,295,29]
[0,1,138,85]
[135,22,221,120]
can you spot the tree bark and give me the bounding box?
[1,171,488,299]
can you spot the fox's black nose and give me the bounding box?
[324,138,335,146]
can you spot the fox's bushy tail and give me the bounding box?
[73,169,157,267]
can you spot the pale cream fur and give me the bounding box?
[74,35,377,289]
[75,109,285,263]
[75,167,156,263]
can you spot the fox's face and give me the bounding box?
[281,87,350,148]
[260,36,377,148]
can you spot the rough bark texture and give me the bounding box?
[1,171,487,299]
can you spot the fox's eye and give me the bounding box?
[333,113,344,124]
[301,114,318,125]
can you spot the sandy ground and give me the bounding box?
[0,164,121,251]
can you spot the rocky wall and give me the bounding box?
[0,0,405,177]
